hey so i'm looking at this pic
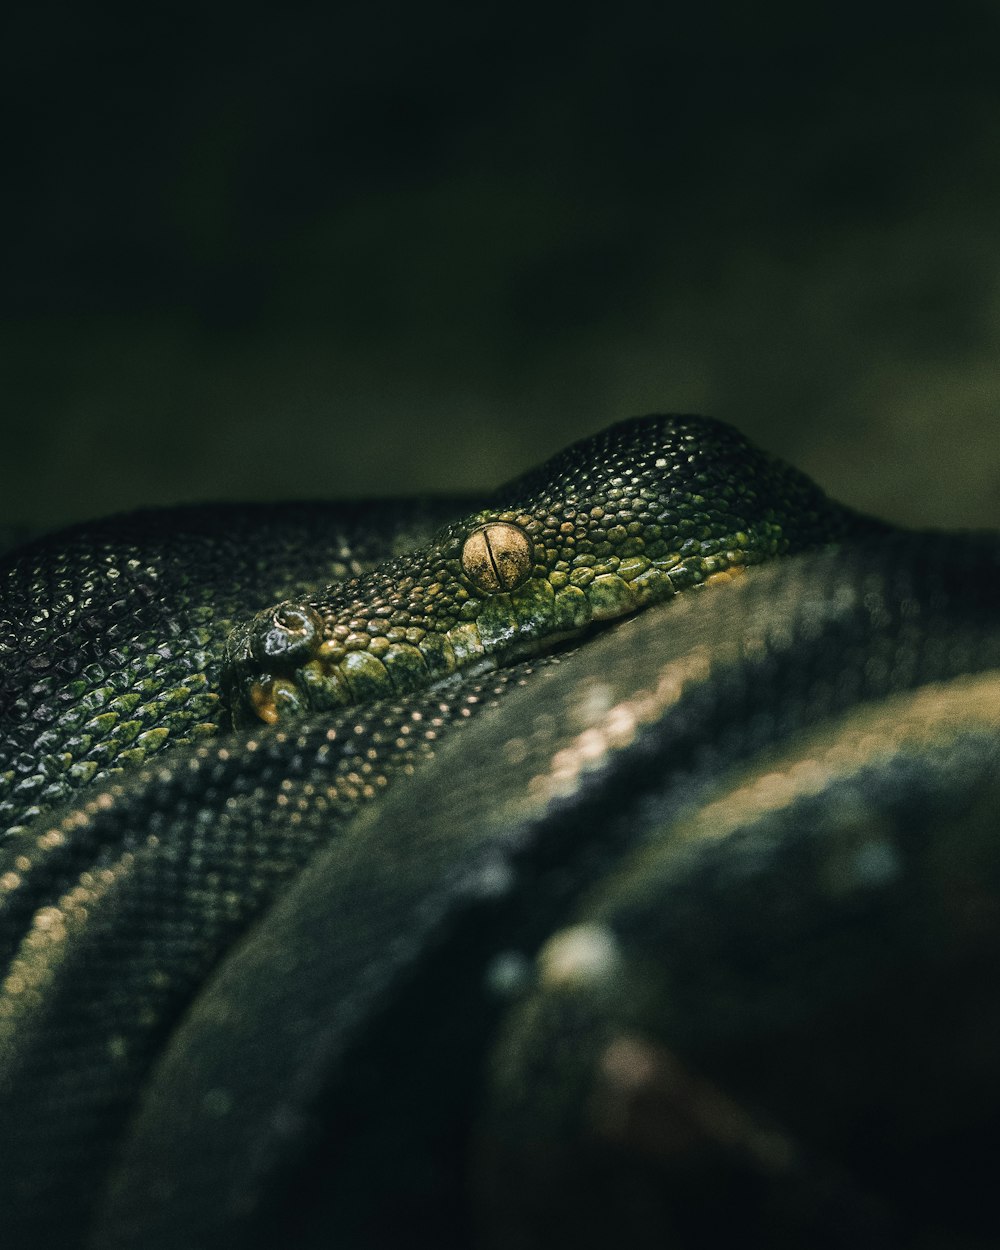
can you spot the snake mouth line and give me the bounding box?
[230,611,607,726]
[230,563,751,727]
[231,618,496,725]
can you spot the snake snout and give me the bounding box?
[227,601,329,726]
[249,601,324,666]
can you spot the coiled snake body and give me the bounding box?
[0,416,997,1249]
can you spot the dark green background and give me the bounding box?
[5,2,999,530]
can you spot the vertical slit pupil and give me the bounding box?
[483,530,504,589]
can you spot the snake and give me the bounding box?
[0,414,997,1249]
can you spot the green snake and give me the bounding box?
[0,415,997,1249]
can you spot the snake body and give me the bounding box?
[0,415,997,1249]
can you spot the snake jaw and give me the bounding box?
[233,557,735,726]
[233,548,755,726]
[241,608,532,727]
[239,623,479,725]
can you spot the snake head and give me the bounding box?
[225,518,554,725]
[227,414,880,726]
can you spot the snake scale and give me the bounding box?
[0,415,997,1249]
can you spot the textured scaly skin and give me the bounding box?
[227,415,877,721]
[0,414,996,1250]
[99,532,1000,1250]
[0,498,472,838]
[0,416,874,839]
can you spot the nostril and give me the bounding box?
[249,601,324,665]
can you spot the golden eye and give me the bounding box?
[461,522,533,594]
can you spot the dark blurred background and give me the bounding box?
[4,1,999,530]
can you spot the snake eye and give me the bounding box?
[249,601,324,665]
[461,522,533,594]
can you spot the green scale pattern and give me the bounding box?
[227,415,875,719]
[0,499,469,838]
[0,414,996,1250]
